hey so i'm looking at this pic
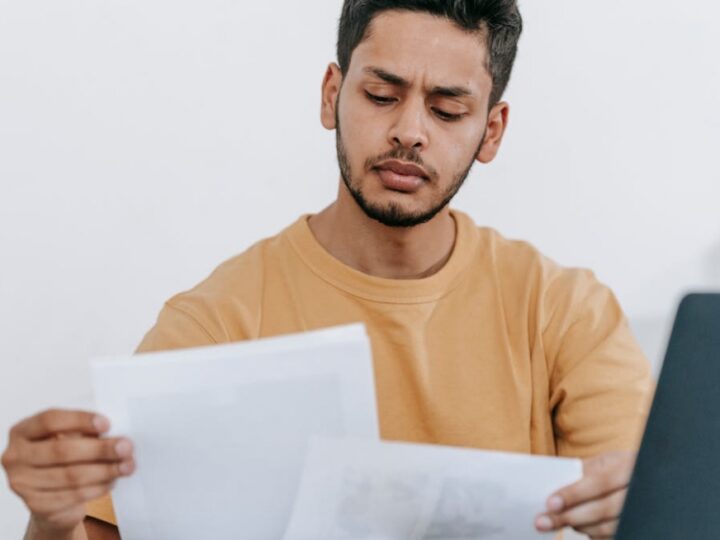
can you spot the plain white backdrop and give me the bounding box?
[1,0,718,536]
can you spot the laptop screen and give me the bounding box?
[616,293,720,539]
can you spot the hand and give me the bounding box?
[535,451,636,539]
[1,409,135,535]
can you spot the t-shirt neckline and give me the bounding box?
[285,209,480,304]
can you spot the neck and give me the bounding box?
[308,181,457,280]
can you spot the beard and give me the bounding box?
[335,112,486,228]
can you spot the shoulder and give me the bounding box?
[149,224,295,345]
[472,224,615,334]
[476,225,598,295]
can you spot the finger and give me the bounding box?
[23,437,133,467]
[536,489,626,532]
[535,512,564,532]
[12,410,110,441]
[26,482,116,517]
[55,432,84,440]
[576,518,619,538]
[546,466,630,513]
[17,460,135,491]
[558,489,626,527]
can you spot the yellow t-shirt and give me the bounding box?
[86,210,653,526]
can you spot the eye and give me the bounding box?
[365,91,396,105]
[432,108,464,122]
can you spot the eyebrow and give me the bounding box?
[363,66,473,98]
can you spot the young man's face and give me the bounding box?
[322,10,508,227]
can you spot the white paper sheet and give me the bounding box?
[91,324,378,540]
[283,437,582,540]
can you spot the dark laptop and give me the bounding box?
[616,293,720,539]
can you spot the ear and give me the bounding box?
[320,63,343,130]
[476,101,510,164]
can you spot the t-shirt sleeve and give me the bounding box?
[85,494,118,527]
[543,268,655,458]
[135,301,219,353]
[85,302,219,526]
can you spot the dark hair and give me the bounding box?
[337,0,523,106]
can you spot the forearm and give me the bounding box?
[23,519,88,540]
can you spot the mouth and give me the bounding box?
[373,160,429,193]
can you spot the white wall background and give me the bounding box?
[1,0,718,536]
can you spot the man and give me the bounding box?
[2,1,653,539]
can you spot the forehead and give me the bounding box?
[348,10,491,91]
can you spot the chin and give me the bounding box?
[360,199,440,228]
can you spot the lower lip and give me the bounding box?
[375,168,425,193]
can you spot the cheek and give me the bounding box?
[439,125,484,166]
[428,145,467,179]
[340,105,387,166]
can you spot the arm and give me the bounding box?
[543,269,652,457]
[23,520,87,540]
[23,516,119,540]
[535,270,653,538]
[20,296,233,538]
[3,410,134,540]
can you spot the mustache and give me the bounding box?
[364,147,439,181]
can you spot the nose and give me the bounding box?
[387,96,429,151]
